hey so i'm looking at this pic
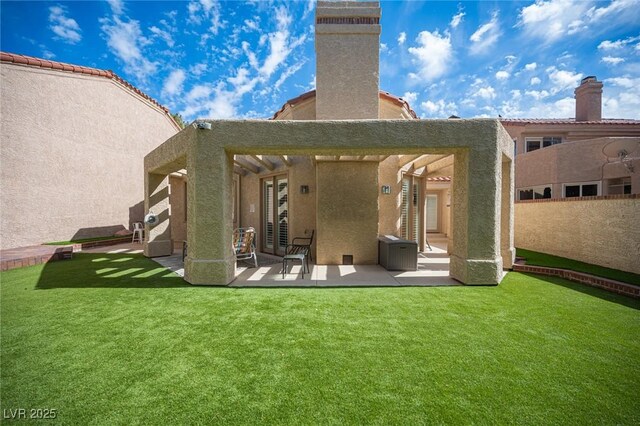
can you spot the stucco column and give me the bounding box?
[184,144,235,285]
[501,156,515,269]
[450,148,503,284]
[143,172,173,257]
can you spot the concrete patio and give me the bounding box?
[85,239,460,287]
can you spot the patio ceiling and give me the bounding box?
[228,154,454,177]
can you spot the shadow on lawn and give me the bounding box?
[36,253,189,289]
[521,272,640,310]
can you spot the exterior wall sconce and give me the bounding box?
[381,185,391,194]
[300,185,309,194]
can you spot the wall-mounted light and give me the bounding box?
[300,185,309,194]
[381,185,391,194]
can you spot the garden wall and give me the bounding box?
[515,195,640,274]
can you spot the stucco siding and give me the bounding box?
[316,161,379,264]
[515,198,640,274]
[1,64,178,249]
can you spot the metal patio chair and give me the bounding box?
[282,230,314,278]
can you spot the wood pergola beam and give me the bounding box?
[234,157,260,174]
[251,155,275,171]
[279,155,292,167]
[398,154,423,167]
[426,155,454,174]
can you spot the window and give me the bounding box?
[607,177,631,195]
[517,185,552,201]
[563,181,601,198]
[525,136,562,153]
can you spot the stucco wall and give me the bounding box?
[515,137,639,197]
[316,161,379,264]
[169,175,187,243]
[1,64,178,249]
[515,197,640,274]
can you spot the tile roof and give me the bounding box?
[0,51,180,130]
[426,176,451,182]
[271,89,418,119]
[499,118,640,126]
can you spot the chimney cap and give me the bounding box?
[581,76,598,84]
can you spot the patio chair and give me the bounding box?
[233,227,258,268]
[132,222,144,243]
[282,230,314,279]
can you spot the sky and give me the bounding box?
[1,0,639,121]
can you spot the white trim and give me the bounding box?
[562,181,601,198]
[524,136,563,153]
[516,184,553,201]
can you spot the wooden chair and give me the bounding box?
[233,227,258,268]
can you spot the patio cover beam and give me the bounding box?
[251,155,275,171]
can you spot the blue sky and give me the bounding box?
[2,0,639,120]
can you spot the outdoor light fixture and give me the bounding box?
[195,121,212,130]
[381,185,391,194]
[300,185,309,194]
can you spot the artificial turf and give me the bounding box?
[516,247,640,286]
[1,253,639,424]
[43,235,129,246]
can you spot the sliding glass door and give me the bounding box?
[262,175,288,256]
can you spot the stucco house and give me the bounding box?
[0,52,181,250]
[146,1,515,286]
[502,76,640,201]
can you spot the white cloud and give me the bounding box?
[602,56,625,65]
[106,0,124,15]
[380,43,388,52]
[602,77,640,118]
[524,62,537,71]
[605,76,635,88]
[100,16,157,79]
[525,89,550,100]
[518,0,640,44]
[274,61,305,90]
[402,92,418,104]
[149,26,174,47]
[397,32,406,45]
[473,85,496,100]
[258,6,305,79]
[189,63,208,77]
[187,0,224,35]
[496,71,510,80]
[303,0,316,20]
[49,5,82,44]
[530,77,541,85]
[243,18,260,32]
[186,84,213,102]
[408,30,452,82]
[469,11,501,55]
[598,35,640,50]
[450,10,465,28]
[421,99,458,118]
[162,69,186,96]
[546,66,582,93]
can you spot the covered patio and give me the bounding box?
[143,119,514,286]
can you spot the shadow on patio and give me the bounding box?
[231,240,459,288]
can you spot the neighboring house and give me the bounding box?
[151,1,515,286]
[501,77,640,201]
[0,52,181,250]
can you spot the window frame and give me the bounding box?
[516,185,553,201]
[524,136,563,153]
[562,181,601,198]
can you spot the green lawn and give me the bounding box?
[516,248,640,286]
[2,253,639,425]
[43,235,129,246]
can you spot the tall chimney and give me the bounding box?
[315,1,381,119]
[574,76,603,121]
